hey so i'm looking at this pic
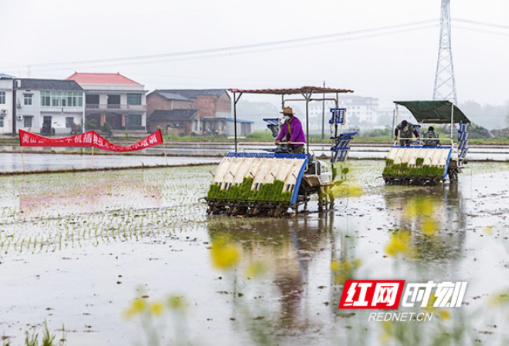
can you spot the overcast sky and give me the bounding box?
[0,0,508,107]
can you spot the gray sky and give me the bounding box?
[0,0,508,107]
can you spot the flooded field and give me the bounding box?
[1,161,509,345]
[0,152,220,172]
[3,143,509,164]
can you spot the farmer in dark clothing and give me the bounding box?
[423,126,439,146]
[394,120,420,146]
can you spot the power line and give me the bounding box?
[3,24,437,75]
[453,18,509,30]
[453,25,509,37]
[2,19,438,71]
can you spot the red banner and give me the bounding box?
[19,129,164,152]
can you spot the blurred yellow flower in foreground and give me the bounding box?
[385,230,411,257]
[439,310,451,319]
[168,295,186,311]
[244,260,268,278]
[150,302,164,316]
[352,258,362,268]
[331,259,362,285]
[404,198,434,219]
[123,298,147,320]
[484,226,493,235]
[330,183,363,198]
[331,260,341,272]
[334,274,347,285]
[488,289,509,307]
[421,217,439,236]
[379,332,391,344]
[210,237,241,270]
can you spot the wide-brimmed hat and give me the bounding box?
[280,107,295,116]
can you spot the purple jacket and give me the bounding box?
[276,117,306,147]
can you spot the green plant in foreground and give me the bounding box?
[23,321,66,346]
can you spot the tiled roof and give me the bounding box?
[18,78,83,91]
[66,72,140,85]
[154,89,227,99]
[154,92,190,101]
[149,109,198,122]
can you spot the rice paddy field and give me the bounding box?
[1,161,509,345]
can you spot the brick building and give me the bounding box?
[146,89,233,135]
[149,109,198,135]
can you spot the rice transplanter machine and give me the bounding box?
[205,86,358,216]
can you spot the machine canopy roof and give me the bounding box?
[394,100,470,124]
[228,86,353,95]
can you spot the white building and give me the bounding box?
[16,79,85,135]
[308,95,379,130]
[66,72,147,133]
[0,74,14,135]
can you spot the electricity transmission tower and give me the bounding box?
[433,0,457,105]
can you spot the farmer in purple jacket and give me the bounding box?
[275,107,306,154]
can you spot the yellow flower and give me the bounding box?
[421,217,439,236]
[329,183,363,198]
[244,260,268,278]
[131,298,146,313]
[331,260,340,272]
[424,294,438,312]
[123,298,146,320]
[484,226,493,235]
[488,290,509,307]
[379,332,391,344]
[439,310,451,319]
[382,320,393,333]
[385,230,411,257]
[404,201,418,218]
[404,198,434,219]
[210,237,240,270]
[168,295,185,311]
[149,302,164,316]
[334,274,347,285]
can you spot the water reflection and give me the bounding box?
[383,183,467,263]
[207,214,334,342]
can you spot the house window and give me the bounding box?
[66,117,74,128]
[41,91,83,107]
[0,91,5,104]
[52,92,61,106]
[127,94,142,105]
[127,114,142,126]
[0,117,4,127]
[23,116,33,128]
[24,94,33,105]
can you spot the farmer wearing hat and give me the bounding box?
[275,107,306,154]
[394,120,420,146]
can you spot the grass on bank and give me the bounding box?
[3,129,509,145]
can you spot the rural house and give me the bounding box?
[66,72,148,134]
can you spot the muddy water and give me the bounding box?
[1,162,509,345]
